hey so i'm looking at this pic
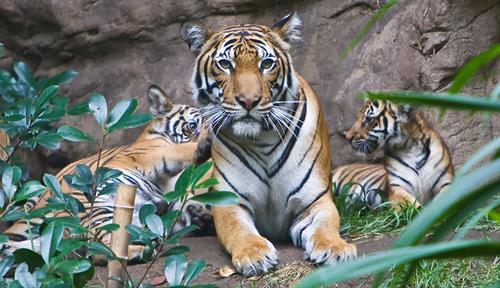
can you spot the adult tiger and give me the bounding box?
[181,13,356,276]
[3,85,212,261]
[332,100,454,208]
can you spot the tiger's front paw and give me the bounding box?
[305,234,357,265]
[231,235,278,276]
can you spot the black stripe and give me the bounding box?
[292,187,329,223]
[387,170,414,189]
[239,203,255,219]
[286,140,323,202]
[387,153,419,175]
[416,138,431,169]
[298,113,321,166]
[214,163,250,203]
[296,216,314,248]
[431,167,449,192]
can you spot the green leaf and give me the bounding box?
[13,62,35,86]
[14,263,38,288]
[33,132,62,150]
[139,204,156,226]
[168,225,199,242]
[295,240,500,288]
[97,223,120,232]
[74,264,95,288]
[449,44,500,93]
[43,70,78,87]
[56,239,86,258]
[53,259,91,274]
[191,161,213,188]
[57,125,95,142]
[182,259,206,285]
[85,242,117,260]
[107,113,152,133]
[190,191,239,206]
[163,190,186,203]
[15,180,45,202]
[0,208,27,221]
[160,246,190,257]
[43,173,62,198]
[13,249,45,272]
[2,165,22,199]
[0,256,14,279]
[34,85,59,114]
[40,221,64,264]
[68,101,90,116]
[175,165,194,194]
[194,178,219,190]
[363,91,500,112]
[106,99,137,128]
[164,254,188,287]
[75,164,93,185]
[145,214,164,236]
[88,93,108,127]
[457,137,500,176]
[0,234,8,244]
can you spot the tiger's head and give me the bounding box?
[344,100,413,155]
[181,13,302,138]
[146,84,202,143]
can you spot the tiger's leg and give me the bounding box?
[213,205,278,276]
[388,185,421,209]
[290,192,357,265]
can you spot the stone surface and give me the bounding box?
[0,0,498,168]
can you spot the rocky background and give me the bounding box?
[0,0,499,170]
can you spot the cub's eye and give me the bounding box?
[188,122,198,130]
[217,59,232,70]
[261,59,275,70]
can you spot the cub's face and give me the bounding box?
[344,100,411,155]
[147,85,202,144]
[181,13,302,138]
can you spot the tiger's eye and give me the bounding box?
[261,59,274,70]
[218,59,232,70]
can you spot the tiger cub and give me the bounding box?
[3,85,212,261]
[332,100,454,208]
[181,13,356,276]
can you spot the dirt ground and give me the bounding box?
[90,234,396,287]
[90,230,500,288]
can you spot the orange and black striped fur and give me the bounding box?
[0,128,9,160]
[181,12,356,276]
[332,100,454,208]
[3,85,212,261]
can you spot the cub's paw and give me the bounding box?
[232,235,278,276]
[304,234,357,265]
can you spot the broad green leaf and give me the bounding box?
[86,242,118,260]
[182,259,206,285]
[190,191,239,206]
[40,221,64,264]
[363,91,500,112]
[74,264,95,288]
[190,161,213,188]
[0,234,8,244]
[454,197,500,239]
[0,256,14,278]
[175,165,194,194]
[139,204,156,226]
[341,0,398,58]
[0,208,27,221]
[163,190,186,203]
[97,223,120,232]
[106,113,152,133]
[68,101,90,116]
[106,99,137,128]
[15,180,45,202]
[13,62,35,87]
[295,240,500,288]
[75,164,92,185]
[194,178,219,189]
[145,214,164,236]
[53,259,91,274]
[56,239,86,258]
[42,70,78,88]
[43,173,62,197]
[14,263,38,288]
[57,125,95,142]
[164,254,188,287]
[13,249,45,271]
[34,85,59,114]
[33,132,62,150]
[94,167,122,186]
[449,44,500,93]
[88,93,108,127]
[2,165,22,199]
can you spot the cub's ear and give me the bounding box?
[147,85,174,118]
[272,12,302,43]
[180,22,212,52]
[396,103,414,123]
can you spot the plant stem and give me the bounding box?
[24,204,35,251]
[87,134,106,243]
[5,140,22,163]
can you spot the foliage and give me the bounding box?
[0,55,234,287]
[295,45,500,287]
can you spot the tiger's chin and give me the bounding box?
[231,120,263,138]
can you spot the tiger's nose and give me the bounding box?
[236,95,261,111]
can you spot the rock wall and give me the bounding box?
[0,0,498,168]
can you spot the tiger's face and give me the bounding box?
[181,13,302,138]
[147,85,202,143]
[344,100,412,155]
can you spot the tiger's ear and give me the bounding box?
[396,104,414,122]
[180,22,212,53]
[272,12,302,43]
[148,85,174,118]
